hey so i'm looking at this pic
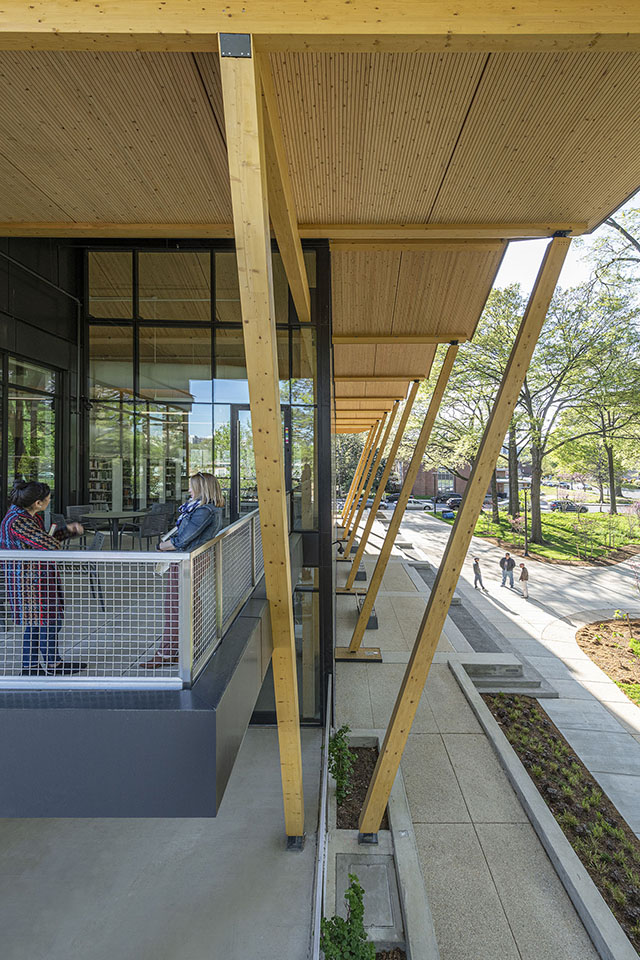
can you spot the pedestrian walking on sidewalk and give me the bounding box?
[500,552,515,588]
[519,562,529,599]
[473,557,487,592]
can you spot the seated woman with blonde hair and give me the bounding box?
[142,472,224,669]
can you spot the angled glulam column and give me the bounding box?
[219,33,304,842]
[345,344,458,658]
[341,426,375,523]
[341,423,377,525]
[343,402,399,560]
[344,380,420,587]
[359,238,571,838]
[257,52,311,324]
[344,415,387,536]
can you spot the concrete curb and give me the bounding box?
[326,729,440,960]
[449,660,638,960]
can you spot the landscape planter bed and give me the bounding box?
[483,693,640,951]
[336,746,389,831]
[576,617,640,705]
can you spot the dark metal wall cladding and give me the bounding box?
[0,594,272,818]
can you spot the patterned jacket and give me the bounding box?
[0,507,67,624]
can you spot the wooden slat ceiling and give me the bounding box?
[1,49,640,429]
[270,51,640,231]
[331,243,504,414]
[1,50,638,231]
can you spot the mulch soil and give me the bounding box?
[337,746,389,831]
[483,693,640,952]
[375,950,406,959]
[576,618,640,689]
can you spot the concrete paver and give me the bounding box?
[476,822,599,960]
[443,733,528,824]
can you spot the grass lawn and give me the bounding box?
[437,508,640,562]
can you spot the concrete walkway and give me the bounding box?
[0,727,321,960]
[392,510,640,838]
[334,558,599,960]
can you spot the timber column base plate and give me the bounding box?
[286,834,306,851]
[335,646,382,663]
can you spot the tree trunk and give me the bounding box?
[605,443,617,514]
[508,427,519,517]
[491,470,500,523]
[597,479,604,503]
[530,444,543,543]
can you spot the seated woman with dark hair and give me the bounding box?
[0,481,86,676]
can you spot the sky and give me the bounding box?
[493,191,639,297]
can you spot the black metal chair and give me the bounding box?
[119,512,167,551]
[51,512,85,549]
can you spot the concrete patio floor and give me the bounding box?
[0,726,321,960]
[335,554,600,959]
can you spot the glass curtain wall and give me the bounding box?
[87,248,318,527]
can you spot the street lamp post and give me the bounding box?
[524,488,530,557]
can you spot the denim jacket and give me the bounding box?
[170,503,223,552]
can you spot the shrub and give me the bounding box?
[329,725,356,806]
[320,873,375,960]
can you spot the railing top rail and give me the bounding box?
[0,508,261,563]
[190,507,260,560]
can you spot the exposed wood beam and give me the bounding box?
[314,223,587,240]
[0,3,637,52]
[334,376,412,383]
[258,53,310,323]
[341,426,375,522]
[344,381,421,585]
[333,335,467,345]
[218,34,303,841]
[345,345,458,655]
[0,222,589,240]
[330,240,506,252]
[335,396,406,403]
[359,237,572,837]
[344,402,399,556]
[344,416,387,536]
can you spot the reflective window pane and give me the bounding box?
[135,403,192,508]
[291,405,317,528]
[88,401,134,510]
[291,327,316,403]
[89,325,133,399]
[139,327,211,403]
[138,252,211,321]
[7,389,56,495]
[8,358,56,394]
[88,251,133,319]
[213,405,231,527]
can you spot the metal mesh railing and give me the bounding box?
[0,554,182,686]
[0,509,264,689]
[221,522,253,633]
[191,541,217,678]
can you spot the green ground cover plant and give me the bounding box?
[484,694,640,950]
[321,873,376,960]
[329,725,356,806]
[438,509,639,562]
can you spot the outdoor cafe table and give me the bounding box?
[81,509,148,547]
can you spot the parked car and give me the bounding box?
[384,493,401,503]
[549,499,588,513]
[405,497,426,510]
[446,495,463,509]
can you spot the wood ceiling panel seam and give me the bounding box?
[429,51,640,224]
[0,51,232,223]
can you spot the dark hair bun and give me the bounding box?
[9,480,51,508]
